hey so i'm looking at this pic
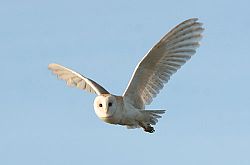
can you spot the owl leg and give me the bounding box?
[139,122,155,133]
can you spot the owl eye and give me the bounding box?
[99,104,103,107]
[108,102,112,107]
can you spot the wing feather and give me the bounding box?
[48,63,109,95]
[123,18,204,109]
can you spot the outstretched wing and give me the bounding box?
[48,63,109,95]
[123,18,204,109]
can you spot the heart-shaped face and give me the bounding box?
[93,94,117,120]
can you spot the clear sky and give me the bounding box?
[0,0,249,164]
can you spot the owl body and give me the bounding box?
[93,95,140,126]
[93,94,165,133]
[48,18,204,133]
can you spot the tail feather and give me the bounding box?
[139,110,166,133]
[146,110,166,114]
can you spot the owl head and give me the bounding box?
[94,94,117,120]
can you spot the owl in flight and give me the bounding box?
[48,18,204,133]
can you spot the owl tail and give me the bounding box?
[139,110,166,133]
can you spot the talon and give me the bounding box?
[139,122,155,133]
[144,126,155,133]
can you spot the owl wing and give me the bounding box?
[48,63,109,95]
[123,18,204,109]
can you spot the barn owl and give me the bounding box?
[48,18,204,133]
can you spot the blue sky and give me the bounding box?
[0,0,250,164]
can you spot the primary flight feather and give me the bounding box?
[48,18,204,133]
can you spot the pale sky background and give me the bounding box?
[0,0,250,165]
